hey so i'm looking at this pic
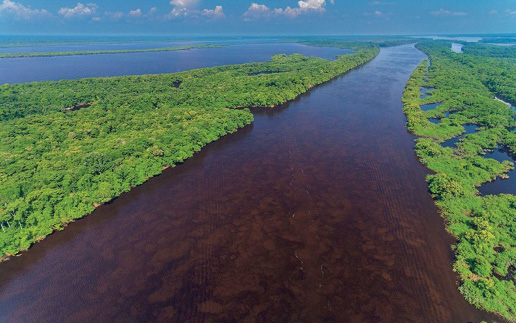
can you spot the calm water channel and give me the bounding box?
[0,45,497,322]
[0,43,351,84]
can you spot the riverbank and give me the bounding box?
[403,41,516,320]
[495,96,513,109]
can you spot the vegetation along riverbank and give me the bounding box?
[0,43,379,260]
[403,40,516,320]
[0,44,226,59]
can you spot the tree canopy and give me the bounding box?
[403,40,516,320]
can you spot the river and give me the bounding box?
[0,44,497,322]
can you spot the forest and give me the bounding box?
[403,41,516,320]
[0,43,379,259]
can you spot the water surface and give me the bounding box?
[0,45,496,322]
[420,102,440,111]
[441,124,478,148]
[451,43,464,54]
[0,43,352,84]
[420,86,432,99]
[479,147,516,196]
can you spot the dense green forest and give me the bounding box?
[0,44,379,259]
[301,37,421,49]
[0,44,225,59]
[403,41,516,320]
[479,37,516,45]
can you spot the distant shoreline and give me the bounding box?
[0,44,226,59]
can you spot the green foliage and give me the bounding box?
[0,44,225,59]
[0,46,379,259]
[403,41,516,320]
[301,37,423,49]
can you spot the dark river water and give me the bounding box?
[0,45,497,322]
[0,43,351,84]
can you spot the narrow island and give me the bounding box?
[0,44,226,59]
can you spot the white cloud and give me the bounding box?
[363,10,386,17]
[170,0,197,8]
[167,1,223,19]
[105,8,155,21]
[166,7,189,18]
[489,9,498,14]
[298,0,326,12]
[106,7,159,21]
[58,3,97,18]
[243,3,270,18]
[430,8,467,16]
[0,0,49,20]
[202,6,224,18]
[370,1,394,5]
[274,7,297,18]
[244,0,329,19]
[104,11,123,21]
[128,8,142,18]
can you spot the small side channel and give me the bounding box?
[428,112,453,125]
[478,146,516,195]
[441,124,478,148]
[420,102,440,111]
[420,86,433,99]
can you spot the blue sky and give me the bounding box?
[1,0,515,35]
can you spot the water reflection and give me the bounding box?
[451,43,464,54]
[421,102,440,111]
[479,146,516,195]
[420,86,433,99]
[441,124,478,148]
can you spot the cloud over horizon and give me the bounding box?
[166,0,223,19]
[0,0,48,20]
[202,5,224,18]
[430,8,467,17]
[101,7,158,22]
[128,8,142,18]
[170,0,197,8]
[58,2,98,18]
[244,0,330,19]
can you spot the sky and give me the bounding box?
[1,0,516,35]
